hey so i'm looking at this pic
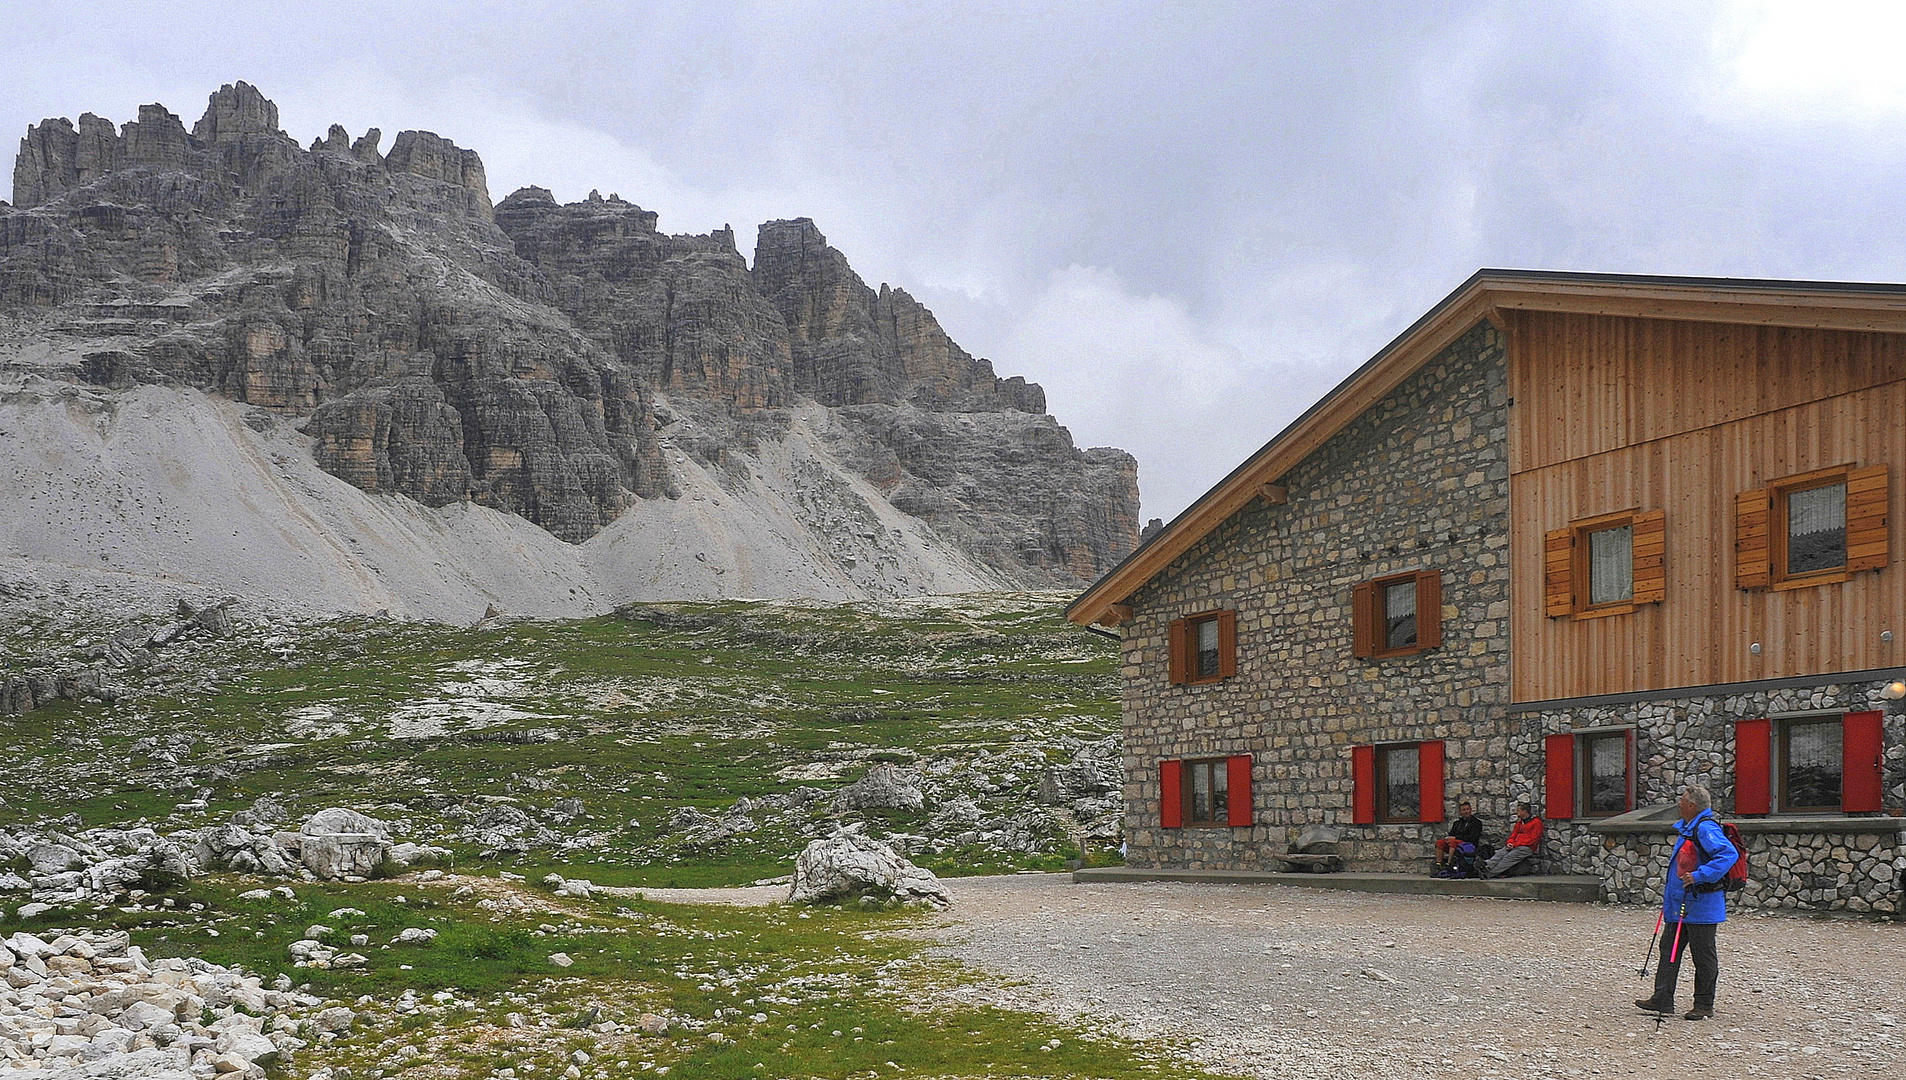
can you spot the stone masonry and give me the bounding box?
[1529,678,1905,914]
[1120,322,1515,872]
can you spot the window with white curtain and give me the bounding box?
[1785,481,1847,576]
[1586,524,1633,605]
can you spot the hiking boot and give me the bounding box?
[1634,998,1674,1014]
[1684,1009,1713,1021]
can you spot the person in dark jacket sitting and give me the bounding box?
[1432,800,1483,874]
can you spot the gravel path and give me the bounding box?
[911,873,1903,1080]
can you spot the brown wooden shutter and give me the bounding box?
[1631,509,1666,604]
[1846,464,1890,573]
[1734,719,1771,814]
[1167,619,1188,684]
[1842,711,1885,813]
[1417,741,1445,822]
[1544,733,1575,820]
[1225,754,1254,827]
[1414,570,1442,649]
[1216,610,1238,679]
[1159,760,1184,828]
[1544,527,1574,616]
[1735,488,1772,590]
[1351,582,1377,658]
[1351,745,1376,824]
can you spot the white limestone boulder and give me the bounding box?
[298,809,392,879]
[788,824,949,909]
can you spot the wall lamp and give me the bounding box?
[1881,680,1906,701]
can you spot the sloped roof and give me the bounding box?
[1067,269,1906,627]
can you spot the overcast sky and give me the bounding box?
[7,1,1905,523]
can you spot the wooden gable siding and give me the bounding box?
[1506,310,1906,702]
[1508,311,1906,471]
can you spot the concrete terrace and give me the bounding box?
[1072,866,1602,902]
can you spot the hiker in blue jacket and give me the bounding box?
[1635,784,1737,1021]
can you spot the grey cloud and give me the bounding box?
[4,1,1900,522]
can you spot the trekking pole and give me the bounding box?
[1637,907,1664,977]
[1656,898,1687,1034]
[1667,900,1686,965]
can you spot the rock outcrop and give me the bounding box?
[2,82,1138,594]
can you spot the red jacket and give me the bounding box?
[1506,815,1544,849]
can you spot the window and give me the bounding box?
[1185,758,1230,824]
[1167,610,1236,685]
[1736,464,1889,591]
[1352,571,1441,658]
[1778,717,1841,812]
[1784,480,1847,577]
[1733,712,1885,814]
[1351,741,1444,824]
[1543,510,1664,619]
[1158,755,1254,828]
[1586,525,1633,605]
[1376,744,1419,823]
[1543,729,1635,820]
[1582,732,1631,814]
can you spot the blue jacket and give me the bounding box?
[1661,809,1734,924]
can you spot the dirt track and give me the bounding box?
[913,874,1904,1080]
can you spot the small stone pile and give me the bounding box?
[0,928,350,1078]
[3,807,452,917]
[0,829,191,918]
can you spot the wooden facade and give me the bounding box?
[1505,311,1905,702]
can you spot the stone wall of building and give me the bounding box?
[1118,322,1516,871]
[1593,821,1902,916]
[1525,677,1905,913]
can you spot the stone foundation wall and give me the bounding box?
[1119,323,1515,872]
[1593,823,1903,916]
[1526,677,1905,913]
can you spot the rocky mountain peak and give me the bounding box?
[1,83,1139,610]
[191,81,280,144]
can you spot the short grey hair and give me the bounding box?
[1682,785,1712,811]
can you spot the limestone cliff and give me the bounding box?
[1,83,1137,602]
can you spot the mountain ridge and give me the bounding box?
[1,82,1137,616]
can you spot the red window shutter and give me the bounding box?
[1624,727,1636,812]
[1167,619,1188,685]
[1544,526,1575,616]
[1351,745,1376,824]
[1631,509,1667,605]
[1734,719,1772,815]
[1843,710,1885,813]
[1351,582,1377,658]
[1846,465,1890,573]
[1216,610,1238,679]
[1159,760,1183,828]
[1735,489,1772,590]
[1226,754,1254,827]
[1415,571,1443,649]
[1417,740,1445,822]
[1544,733,1576,820]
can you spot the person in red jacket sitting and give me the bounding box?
[1480,802,1544,878]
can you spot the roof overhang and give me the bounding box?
[1067,269,1906,628]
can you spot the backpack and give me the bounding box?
[1691,820,1748,894]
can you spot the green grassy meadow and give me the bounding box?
[0,593,1233,1080]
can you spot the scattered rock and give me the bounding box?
[788,823,950,909]
[834,764,925,812]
